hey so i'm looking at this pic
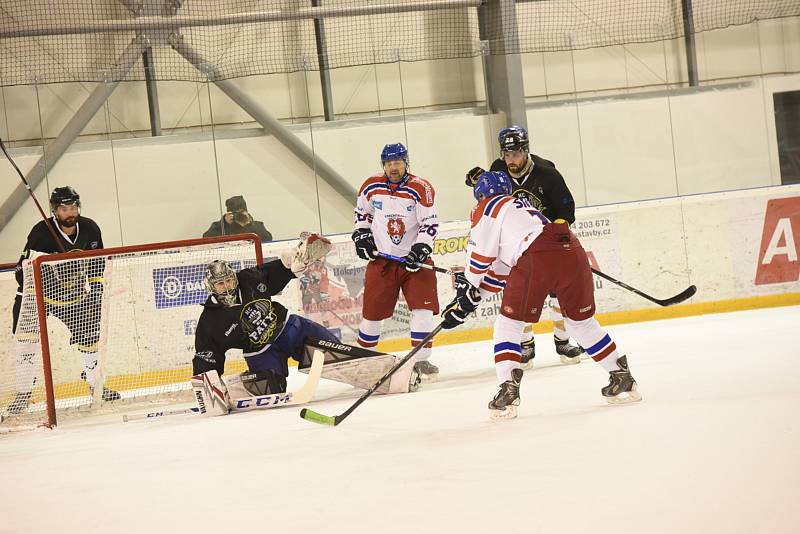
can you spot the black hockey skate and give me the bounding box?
[601,355,642,404]
[6,391,32,414]
[89,386,121,402]
[414,360,439,382]
[520,338,535,370]
[555,337,583,365]
[488,368,523,420]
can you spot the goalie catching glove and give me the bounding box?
[281,233,332,275]
[441,273,481,329]
[403,243,432,272]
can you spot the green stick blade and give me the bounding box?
[300,408,337,426]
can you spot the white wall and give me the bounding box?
[1,70,797,262]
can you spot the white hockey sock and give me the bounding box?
[549,297,569,340]
[493,314,525,383]
[14,341,40,393]
[81,351,100,388]
[357,319,382,349]
[565,317,621,371]
[410,309,434,361]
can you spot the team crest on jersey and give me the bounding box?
[387,218,406,245]
[240,299,278,346]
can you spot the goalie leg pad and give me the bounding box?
[191,370,231,417]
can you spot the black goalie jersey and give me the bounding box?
[489,154,576,224]
[192,260,295,377]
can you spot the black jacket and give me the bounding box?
[192,260,295,376]
[489,154,576,224]
[203,218,273,242]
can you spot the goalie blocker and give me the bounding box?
[190,337,419,417]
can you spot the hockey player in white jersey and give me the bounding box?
[351,143,440,380]
[441,171,642,420]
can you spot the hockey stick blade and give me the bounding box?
[299,408,338,426]
[300,324,444,427]
[656,284,697,306]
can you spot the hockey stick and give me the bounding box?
[300,323,444,427]
[0,137,66,253]
[123,347,325,422]
[589,269,696,307]
[377,252,455,275]
[379,252,695,307]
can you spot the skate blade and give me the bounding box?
[559,354,582,365]
[419,373,438,383]
[489,405,518,421]
[606,386,642,405]
[520,361,534,371]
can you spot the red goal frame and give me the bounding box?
[30,234,263,428]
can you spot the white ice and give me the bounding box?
[1,306,799,534]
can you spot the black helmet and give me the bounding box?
[50,186,81,210]
[498,126,529,152]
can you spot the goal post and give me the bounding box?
[1,234,263,430]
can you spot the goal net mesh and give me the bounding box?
[0,236,260,430]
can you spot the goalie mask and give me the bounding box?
[205,260,238,306]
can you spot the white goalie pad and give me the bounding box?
[191,370,231,416]
[299,339,415,394]
[281,233,333,275]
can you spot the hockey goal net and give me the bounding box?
[0,234,262,430]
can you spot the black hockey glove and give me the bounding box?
[403,243,432,272]
[441,273,481,329]
[351,229,377,261]
[465,166,486,187]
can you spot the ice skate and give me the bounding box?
[520,338,535,370]
[413,360,439,382]
[488,368,523,420]
[555,337,583,365]
[602,355,642,404]
[6,391,32,414]
[89,386,121,402]
[408,366,422,392]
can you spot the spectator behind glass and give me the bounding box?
[203,195,273,242]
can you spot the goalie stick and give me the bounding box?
[378,252,696,307]
[300,324,444,427]
[122,345,325,422]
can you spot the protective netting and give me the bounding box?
[0,236,260,430]
[0,0,797,86]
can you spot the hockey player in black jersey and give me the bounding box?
[465,126,584,368]
[7,186,119,415]
[191,234,420,416]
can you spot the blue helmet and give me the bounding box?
[498,125,529,152]
[473,171,513,201]
[380,143,409,165]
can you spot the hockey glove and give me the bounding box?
[441,273,481,329]
[352,228,377,261]
[403,243,432,272]
[282,233,332,275]
[465,166,486,187]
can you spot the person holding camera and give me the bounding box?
[203,195,273,242]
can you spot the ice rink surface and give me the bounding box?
[1,306,799,534]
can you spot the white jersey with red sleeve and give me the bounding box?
[354,173,439,256]
[465,195,548,297]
